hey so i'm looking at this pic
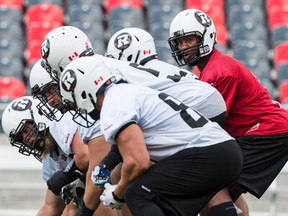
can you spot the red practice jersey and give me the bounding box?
[199,49,288,138]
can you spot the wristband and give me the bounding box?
[112,192,125,203]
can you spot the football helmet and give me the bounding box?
[29,59,65,121]
[60,56,115,125]
[41,26,95,82]
[1,96,50,161]
[106,27,157,65]
[168,8,217,66]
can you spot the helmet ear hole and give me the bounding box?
[127,55,133,61]
[81,91,87,99]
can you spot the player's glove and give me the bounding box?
[100,183,124,210]
[75,199,95,216]
[61,170,85,206]
[47,171,77,195]
[46,160,81,195]
[91,164,109,188]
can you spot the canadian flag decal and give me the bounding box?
[143,50,151,55]
[94,76,104,85]
[68,52,79,61]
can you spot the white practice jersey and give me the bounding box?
[42,112,100,181]
[42,146,73,181]
[94,54,226,119]
[101,83,233,162]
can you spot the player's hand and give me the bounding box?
[61,171,85,206]
[100,183,124,209]
[91,164,109,188]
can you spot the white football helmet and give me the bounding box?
[106,27,157,65]
[1,96,50,161]
[60,56,115,125]
[41,26,95,82]
[168,8,217,66]
[29,59,65,121]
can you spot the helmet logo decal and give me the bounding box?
[114,32,132,50]
[61,70,77,92]
[94,76,104,86]
[11,98,32,111]
[41,38,50,59]
[194,11,212,27]
[68,52,79,61]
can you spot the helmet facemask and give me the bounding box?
[169,30,209,67]
[9,119,48,162]
[63,93,98,128]
[32,82,66,121]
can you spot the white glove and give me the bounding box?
[100,183,124,209]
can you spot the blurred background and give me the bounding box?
[0,0,288,215]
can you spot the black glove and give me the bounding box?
[47,159,83,195]
[61,171,86,206]
[47,170,78,195]
[75,199,95,216]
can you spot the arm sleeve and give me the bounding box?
[98,145,122,171]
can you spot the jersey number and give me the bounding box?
[158,93,208,128]
[129,63,186,82]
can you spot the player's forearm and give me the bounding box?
[115,159,149,198]
[83,167,104,210]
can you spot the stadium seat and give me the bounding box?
[186,5,225,27]
[259,77,277,99]
[24,40,42,65]
[274,42,288,68]
[225,0,264,9]
[0,77,26,99]
[69,21,106,47]
[241,59,271,81]
[215,24,228,46]
[0,21,23,41]
[0,96,13,133]
[26,21,62,42]
[277,63,288,85]
[0,5,22,22]
[0,58,23,81]
[25,0,63,7]
[279,80,288,103]
[229,22,268,45]
[232,41,269,62]
[0,0,22,9]
[266,0,288,11]
[92,40,106,56]
[147,5,182,30]
[156,43,177,65]
[67,4,103,24]
[107,5,144,38]
[0,39,24,59]
[24,3,64,26]
[147,0,184,8]
[271,25,288,48]
[67,0,103,7]
[215,44,228,54]
[268,5,288,30]
[227,5,266,28]
[150,23,170,43]
[104,0,142,12]
[186,0,224,8]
